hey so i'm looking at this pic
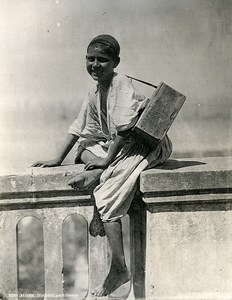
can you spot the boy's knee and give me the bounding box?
[80,149,98,164]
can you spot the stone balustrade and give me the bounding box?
[0,156,231,299]
[0,165,108,300]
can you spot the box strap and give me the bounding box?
[126,75,157,89]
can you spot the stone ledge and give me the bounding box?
[0,164,94,209]
[0,164,86,197]
[1,157,231,202]
[140,156,232,194]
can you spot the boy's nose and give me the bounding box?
[93,59,100,67]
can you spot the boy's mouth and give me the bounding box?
[92,70,102,77]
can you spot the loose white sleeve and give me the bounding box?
[68,95,89,136]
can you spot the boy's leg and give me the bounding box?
[68,149,106,236]
[68,150,104,189]
[92,220,131,297]
[80,149,99,164]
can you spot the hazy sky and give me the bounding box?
[0,0,231,168]
[1,0,232,105]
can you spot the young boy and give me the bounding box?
[32,34,172,296]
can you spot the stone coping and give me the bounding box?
[140,156,232,194]
[0,156,231,199]
[0,164,86,196]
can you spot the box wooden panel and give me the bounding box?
[134,82,186,148]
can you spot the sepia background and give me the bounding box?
[0,0,231,297]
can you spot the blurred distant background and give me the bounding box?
[0,0,231,298]
[0,0,231,171]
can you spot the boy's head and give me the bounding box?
[86,34,120,84]
[87,34,120,60]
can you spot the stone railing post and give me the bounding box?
[128,193,146,299]
[140,156,232,299]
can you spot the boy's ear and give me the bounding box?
[114,57,120,68]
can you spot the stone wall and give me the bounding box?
[0,156,231,299]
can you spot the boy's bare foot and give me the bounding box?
[67,169,103,190]
[91,266,131,297]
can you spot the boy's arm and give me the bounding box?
[85,130,130,170]
[32,134,79,167]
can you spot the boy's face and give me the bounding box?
[86,44,119,84]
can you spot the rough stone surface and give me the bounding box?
[0,164,93,210]
[142,156,232,299]
[140,156,232,194]
[145,208,232,299]
[0,164,85,195]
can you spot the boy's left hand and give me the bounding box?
[85,158,109,170]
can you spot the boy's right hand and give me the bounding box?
[31,158,62,168]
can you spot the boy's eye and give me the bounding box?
[86,56,109,63]
[98,57,109,63]
[87,56,95,62]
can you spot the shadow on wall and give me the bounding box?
[155,159,206,171]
